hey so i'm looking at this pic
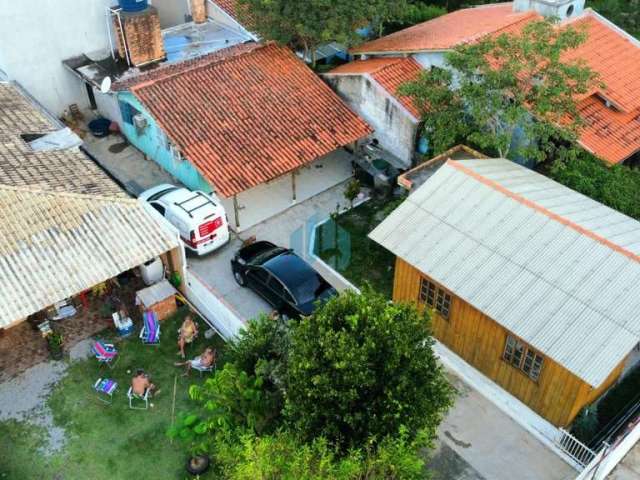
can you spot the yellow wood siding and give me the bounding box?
[393,257,626,427]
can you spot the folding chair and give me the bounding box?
[127,387,150,410]
[92,340,119,369]
[191,349,217,377]
[113,311,134,337]
[139,311,161,345]
[94,378,118,405]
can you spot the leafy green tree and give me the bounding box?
[383,3,447,35]
[214,428,429,479]
[588,0,640,39]
[236,0,409,65]
[285,289,453,450]
[400,19,599,163]
[548,151,640,220]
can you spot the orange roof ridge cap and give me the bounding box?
[132,42,265,91]
[446,159,640,264]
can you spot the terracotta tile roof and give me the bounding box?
[113,42,259,91]
[210,0,254,30]
[351,4,640,164]
[351,3,537,54]
[326,58,422,118]
[565,15,640,163]
[131,43,371,197]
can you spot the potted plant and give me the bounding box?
[46,331,64,360]
[167,413,211,476]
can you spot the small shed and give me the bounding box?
[136,280,178,321]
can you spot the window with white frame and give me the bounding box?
[419,278,452,319]
[503,335,544,381]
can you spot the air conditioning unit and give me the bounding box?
[133,113,147,130]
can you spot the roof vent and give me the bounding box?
[513,0,585,20]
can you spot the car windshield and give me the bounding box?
[291,274,327,305]
[148,186,179,202]
[251,247,288,266]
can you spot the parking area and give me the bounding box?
[188,180,355,322]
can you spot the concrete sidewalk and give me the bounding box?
[432,372,576,480]
[83,133,180,197]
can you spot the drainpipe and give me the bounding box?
[291,170,297,202]
[233,195,241,230]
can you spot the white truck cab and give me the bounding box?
[140,184,230,256]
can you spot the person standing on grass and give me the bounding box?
[177,315,198,359]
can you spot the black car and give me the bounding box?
[231,241,337,317]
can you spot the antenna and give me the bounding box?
[100,76,112,94]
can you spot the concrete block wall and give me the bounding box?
[191,0,207,24]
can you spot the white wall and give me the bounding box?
[151,0,190,28]
[0,0,116,117]
[413,51,447,70]
[206,0,256,38]
[222,150,353,232]
[324,74,418,167]
[93,89,122,124]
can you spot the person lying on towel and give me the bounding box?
[175,347,216,377]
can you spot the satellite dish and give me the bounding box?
[100,76,112,94]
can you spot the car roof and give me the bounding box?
[156,188,223,223]
[262,251,318,290]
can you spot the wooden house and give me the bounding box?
[370,158,640,427]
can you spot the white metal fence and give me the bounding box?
[183,269,245,341]
[555,428,597,468]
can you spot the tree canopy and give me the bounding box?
[169,290,453,477]
[236,0,410,63]
[285,289,452,450]
[400,19,599,163]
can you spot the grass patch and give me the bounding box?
[315,196,397,298]
[0,307,225,480]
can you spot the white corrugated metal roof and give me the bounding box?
[0,187,180,328]
[370,158,640,387]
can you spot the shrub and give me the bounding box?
[285,289,453,450]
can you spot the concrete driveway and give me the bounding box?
[189,181,354,322]
[429,372,576,480]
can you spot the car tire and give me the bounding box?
[234,271,246,286]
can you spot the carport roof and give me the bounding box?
[130,42,372,197]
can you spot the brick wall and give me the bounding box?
[139,296,177,322]
[113,6,165,67]
[191,0,207,24]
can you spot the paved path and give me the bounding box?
[83,133,180,196]
[189,181,354,322]
[435,372,576,480]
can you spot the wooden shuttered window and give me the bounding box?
[419,278,452,319]
[503,335,544,381]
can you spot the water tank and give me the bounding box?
[118,0,148,12]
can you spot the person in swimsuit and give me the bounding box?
[177,315,198,358]
[175,347,216,377]
[131,369,157,397]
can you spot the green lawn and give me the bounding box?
[315,196,397,298]
[0,307,225,480]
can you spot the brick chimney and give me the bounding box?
[113,5,165,67]
[191,0,207,24]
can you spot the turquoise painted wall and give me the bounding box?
[117,92,213,193]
